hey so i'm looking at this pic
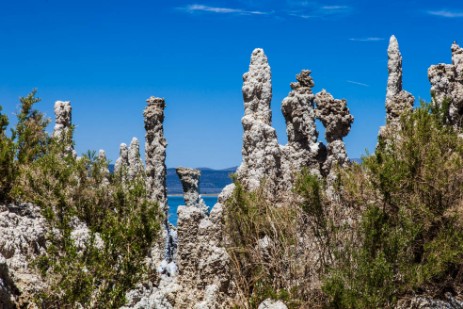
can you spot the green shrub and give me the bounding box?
[323,102,463,308]
[0,91,161,308]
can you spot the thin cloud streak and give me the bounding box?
[349,37,385,42]
[427,9,463,18]
[184,4,269,15]
[347,80,369,87]
[322,5,349,10]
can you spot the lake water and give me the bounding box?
[167,195,218,225]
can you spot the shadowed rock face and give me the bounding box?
[385,35,414,127]
[315,89,353,176]
[428,41,463,128]
[176,167,207,214]
[237,48,282,193]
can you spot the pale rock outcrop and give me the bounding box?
[174,203,233,308]
[53,100,75,156]
[144,97,174,264]
[428,41,463,128]
[0,203,47,307]
[314,89,353,176]
[98,149,110,186]
[395,293,463,309]
[237,48,282,194]
[280,70,326,188]
[115,143,129,177]
[258,298,288,309]
[176,167,208,215]
[128,137,144,180]
[381,35,414,137]
[144,96,167,207]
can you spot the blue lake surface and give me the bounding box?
[167,196,218,225]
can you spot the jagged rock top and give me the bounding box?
[242,48,272,125]
[428,40,463,128]
[315,90,353,142]
[53,100,72,138]
[386,35,403,100]
[146,96,166,107]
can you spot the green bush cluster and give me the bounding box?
[323,102,463,308]
[0,91,161,308]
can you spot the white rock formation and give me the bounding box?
[144,97,167,207]
[128,137,144,180]
[52,100,75,156]
[144,97,174,264]
[174,203,233,308]
[0,203,47,308]
[115,143,129,177]
[428,41,463,128]
[237,48,282,194]
[382,35,414,135]
[52,100,72,140]
[314,89,353,176]
[176,167,208,215]
[98,149,110,186]
[280,70,326,187]
[258,298,288,309]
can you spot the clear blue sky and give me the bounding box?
[0,0,462,169]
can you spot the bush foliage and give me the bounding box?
[0,91,161,308]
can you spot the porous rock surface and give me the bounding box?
[395,293,463,309]
[237,48,282,194]
[314,89,353,177]
[0,203,46,308]
[53,100,75,156]
[280,70,325,189]
[428,41,463,128]
[174,203,233,308]
[236,49,354,196]
[115,143,129,176]
[144,96,174,264]
[380,35,414,138]
[144,96,168,207]
[52,100,72,140]
[258,298,288,309]
[176,167,208,214]
[128,137,144,180]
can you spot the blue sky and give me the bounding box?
[0,0,462,169]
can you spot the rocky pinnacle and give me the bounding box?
[144,97,167,207]
[428,41,463,128]
[52,100,74,156]
[115,143,129,177]
[176,167,208,214]
[237,48,282,193]
[315,90,353,174]
[144,96,173,262]
[98,149,110,186]
[280,70,325,186]
[128,137,144,180]
[385,35,414,126]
